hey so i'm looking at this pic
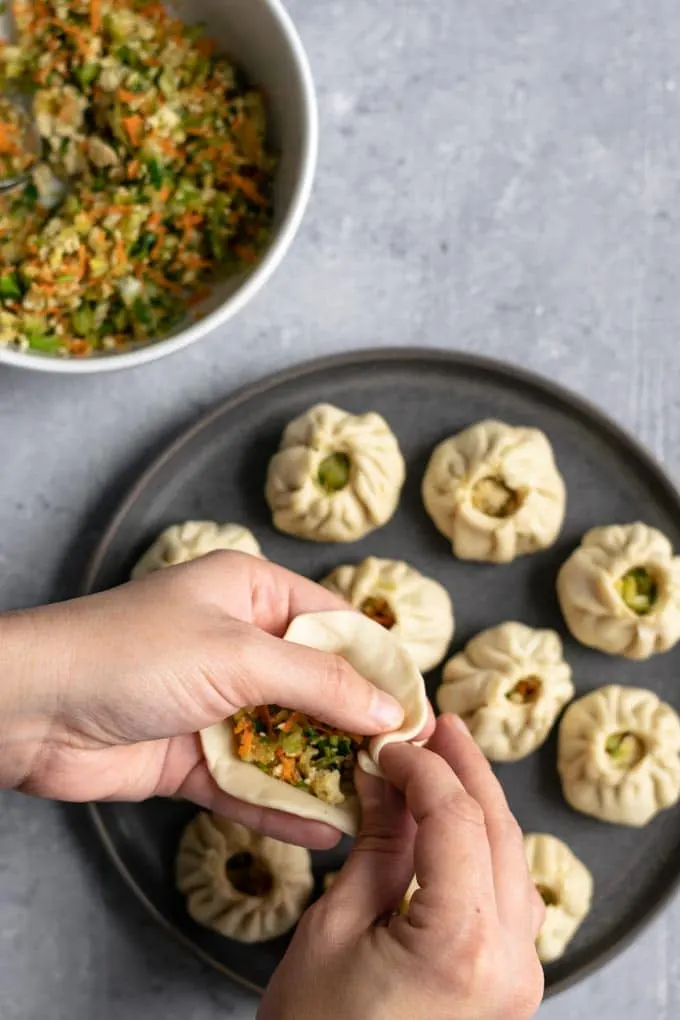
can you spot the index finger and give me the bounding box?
[231,553,356,635]
[379,739,497,935]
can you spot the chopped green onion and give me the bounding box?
[0,273,22,300]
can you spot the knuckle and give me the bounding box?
[508,955,545,1019]
[443,788,487,829]
[493,811,523,845]
[321,653,353,707]
[444,920,500,995]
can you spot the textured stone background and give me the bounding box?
[2,0,680,1016]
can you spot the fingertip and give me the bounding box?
[368,689,405,731]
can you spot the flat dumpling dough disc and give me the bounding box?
[558,685,680,826]
[321,556,454,672]
[524,833,593,963]
[421,419,566,563]
[436,622,574,762]
[132,521,262,579]
[201,610,430,836]
[557,522,680,659]
[265,403,406,542]
[176,813,313,943]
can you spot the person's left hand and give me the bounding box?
[0,551,417,848]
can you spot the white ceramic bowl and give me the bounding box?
[0,0,317,374]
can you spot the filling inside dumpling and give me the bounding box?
[536,883,559,907]
[360,595,397,630]
[505,674,543,705]
[471,476,523,518]
[317,452,351,493]
[605,730,646,769]
[226,851,274,897]
[615,566,659,616]
[233,706,365,805]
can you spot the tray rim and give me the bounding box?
[83,345,680,1001]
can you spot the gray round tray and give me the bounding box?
[84,348,680,998]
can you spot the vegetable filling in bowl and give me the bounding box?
[0,0,276,357]
[233,706,365,806]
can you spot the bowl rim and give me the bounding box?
[0,0,318,375]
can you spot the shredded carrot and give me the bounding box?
[117,88,142,106]
[114,235,126,266]
[158,183,172,203]
[232,244,257,264]
[90,0,101,33]
[144,267,182,293]
[150,228,166,259]
[230,174,267,208]
[280,712,302,733]
[55,19,89,55]
[186,286,211,307]
[68,339,91,357]
[155,137,176,157]
[122,115,144,148]
[239,729,253,759]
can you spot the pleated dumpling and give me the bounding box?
[175,813,313,943]
[132,521,262,579]
[558,685,680,826]
[557,522,680,660]
[321,556,454,671]
[524,834,593,964]
[422,420,566,563]
[265,403,405,542]
[437,623,574,762]
[201,611,430,836]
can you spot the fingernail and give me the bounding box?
[370,692,404,730]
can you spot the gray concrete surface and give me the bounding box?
[1,0,680,1015]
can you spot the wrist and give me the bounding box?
[0,607,63,791]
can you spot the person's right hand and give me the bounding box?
[259,714,545,1020]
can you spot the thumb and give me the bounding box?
[224,622,405,735]
[321,768,416,934]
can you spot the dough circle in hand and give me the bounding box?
[321,556,454,672]
[436,622,574,762]
[421,419,566,563]
[524,833,594,964]
[201,611,430,836]
[557,522,680,660]
[265,403,406,542]
[132,521,262,579]
[558,684,680,826]
[175,813,313,943]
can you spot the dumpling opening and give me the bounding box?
[536,883,559,908]
[226,851,274,897]
[506,674,543,705]
[605,731,646,769]
[471,476,523,518]
[360,595,397,630]
[317,452,351,493]
[232,706,366,805]
[615,566,659,616]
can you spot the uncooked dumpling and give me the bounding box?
[321,557,454,672]
[437,623,574,762]
[201,611,430,836]
[558,685,680,826]
[557,522,680,660]
[421,420,566,563]
[524,834,593,963]
[265,403,405,542]
[175,813,313,943]
[132,521,262,579]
